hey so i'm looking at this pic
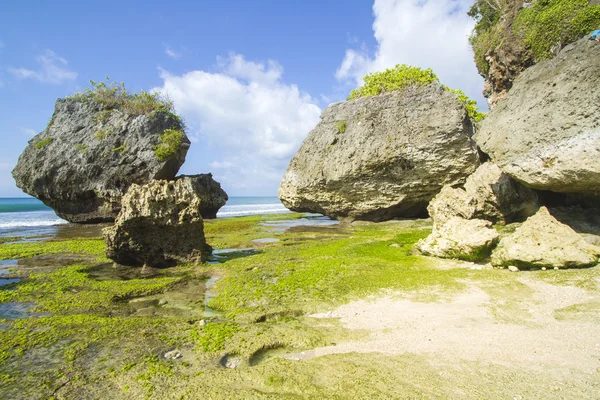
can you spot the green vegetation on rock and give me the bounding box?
[34,138,53,149]
[336,120,347,133]
[348,64,485,121]
[68,78,175,117]
[153,129,185,161]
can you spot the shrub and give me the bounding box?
[337,121,347,133]
[349,64,485,122]
[35,138,53,149]
[153,129,185,161]
[68,78,175,117]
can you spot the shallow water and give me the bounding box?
[0,302,46,319]
[251,238,280,244]
[261,216,339,233]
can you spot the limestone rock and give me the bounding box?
[12,98,190,223]
[103,179,210,267]
[475,38,600,196]
[491,207,600,269]
[279,84,479,221]
[176,174,228,219]
[416,217,499,261]
[428,162,538,226]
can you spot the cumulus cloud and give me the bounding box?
[154,54,321,194]
[336,0,486,108]
[9,49,77,84]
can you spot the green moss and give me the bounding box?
[153,129,185,162]
[336,120,347,133]
[514,0,600,61]
[0,238,106,260]
[111,144,127,155]
[348,64,485,122]
[75,143,88,154]
[35,138,53,149]
[191,322,240,352]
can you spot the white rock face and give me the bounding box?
[491,207,600,269]
[279,84,479,221]
[428,162,538,226]
[417,217,499,261]
[475,38,600,196]
[103,179,210,267]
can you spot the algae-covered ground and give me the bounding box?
[0,214,599,399]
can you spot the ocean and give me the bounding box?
[0,196,289,238]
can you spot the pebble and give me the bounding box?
[198,319,206,327]
[158,299,168,306]
[508,265,519,272]
[541,267,546,271]
[554,267,559,270]
[164,350,182,360]
[389,243,400,248]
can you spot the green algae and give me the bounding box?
[0,238,106,261]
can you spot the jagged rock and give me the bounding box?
[416,217,499,261]
[103,179,210,267]
[548,206,600,247]
[176,174,228,219]
[12,97,190,223]
[428,162,538,226]
[475,38,600,196]
[491,207,600,269]
[279,85,479,221]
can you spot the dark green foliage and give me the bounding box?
[34,138,53,149]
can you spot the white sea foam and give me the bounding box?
[0,219,68,229]
[217,203,289,218]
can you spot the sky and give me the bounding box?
[0,0,485,197]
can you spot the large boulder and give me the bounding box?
[103,179,210,267]
[491,207,600,269]
[279,84,480,221]
[416,217,499,261]
[428,162,538,226]
[176,174,228,219]
[475,38,600,196]
[12,97,190,223]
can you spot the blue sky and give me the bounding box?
[0,0,484,197]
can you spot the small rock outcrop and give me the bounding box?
[475,38,600,196]
[428,162,538,226]
[12,97,190,223]
[417,217,499,261]
[103,180,210,267]
[176,174,228,219]
[279,85,479,221]
[491,207,600,269]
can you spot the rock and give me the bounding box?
[176,174,228,219]
[279,84,479,221]
[164,350,182,360]
[416,217,499,261]
[475,38,600,196]
[508,266,520,272]
[491,207,600,269]
[103,179,211,267]
[428,162,538,226]
[547,206,600,246]
[12,97,190,223]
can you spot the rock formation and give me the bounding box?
[427,162,538,226]
[279,84,479,222]
[12,97,190,223]
[176,174,228,219]
[475,38,600,197]
[417,217,499,261]
[103,179,210,267]
[491,207,600,269]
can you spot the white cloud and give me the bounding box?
[164,45,181,60]
[336,0,486,109]
[21,128,37,137]
[9,49,77,84]
[155,54,321,194]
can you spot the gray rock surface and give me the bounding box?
[176,174,228,219]
[417,217,499,261]
[12,98,190,223]
[279,84,479,221]
[475,38,600,195]
[491,207,600,269]
[103,179,210,267]
[428,162,538,226]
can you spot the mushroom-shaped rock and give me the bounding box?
[12,95,190,223]
[279,85,479,222]
[491,207,600,269]
[176,174,228,219]
[103,179,211,267]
